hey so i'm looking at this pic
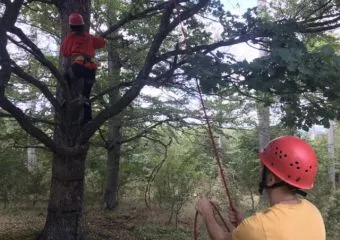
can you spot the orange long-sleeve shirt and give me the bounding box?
[61,32,106,69]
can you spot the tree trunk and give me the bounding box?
[257,103,270,150]
[104,38,123,210]
[3,191,9,209]
[39,150,88,240]
[327,122,336,190]
[39,1,91,239]
[104,123,122,209]
[27,146,38,174]
[256,0,270,151]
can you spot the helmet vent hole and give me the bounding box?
[297,166,300,170]
[305,170,309,173]
[276,147,278,150]
[295,161,299,165]
[275,152,278,155]
[309,166,312,169]
[280,151,282,154]
[290,163,294,167]
[296,177,301,182]
[288,175,291,178]
[271,162,274,166]
[284,154,287,157]
[279,155,282,159]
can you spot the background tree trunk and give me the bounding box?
[257,103,270,150]
[104,39,123,210]
[27,147,38,174]
[327,121,336,190]
[104,120,122,209]
[256,0,270,151]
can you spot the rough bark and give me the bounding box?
[104,120,122,210]
[257,103,270,150]
[39,150,88,240]
[104,39,123,210]
[38,1,91,239]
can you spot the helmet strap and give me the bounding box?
[258,167,307,197]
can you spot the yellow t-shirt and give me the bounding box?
[232,199,326,240]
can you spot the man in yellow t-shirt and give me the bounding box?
[195,136,326,240]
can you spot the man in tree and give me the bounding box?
[60,13,106,124]
[196,136,326,240]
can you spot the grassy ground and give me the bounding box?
[1,199,338,240]
[0,200,203,240]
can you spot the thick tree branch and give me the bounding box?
[157,35,251,62]
[11,62,60,111]
[0,0,24,28]
[101,1,179,37]
[9,27,62,82]
[0,94,85,155]
[7,34,37,55]
[302,23,340,33]
[0,5,76,157]
[302,0,334,21]
[300,13,340,24]
[0,97,57,151]
[156,14,340,65]
[305,15,340,28]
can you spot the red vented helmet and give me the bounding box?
[69,13,84,26]
[259,136,318,189]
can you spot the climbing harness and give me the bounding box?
[170,0,234,238]
[72,55,101,67]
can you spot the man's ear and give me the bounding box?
[266,171,277,187]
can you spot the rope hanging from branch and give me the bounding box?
[170,0,234,239]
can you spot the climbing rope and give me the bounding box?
[170,0,234,238]
[194,78,233,205]
[193,79,233,239]
[194,200,232,239]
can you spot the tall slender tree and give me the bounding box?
[256,0,270,150]
[328,121,336,189]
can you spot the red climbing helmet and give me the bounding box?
[259,136,318,190]
[69,13,84,26]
